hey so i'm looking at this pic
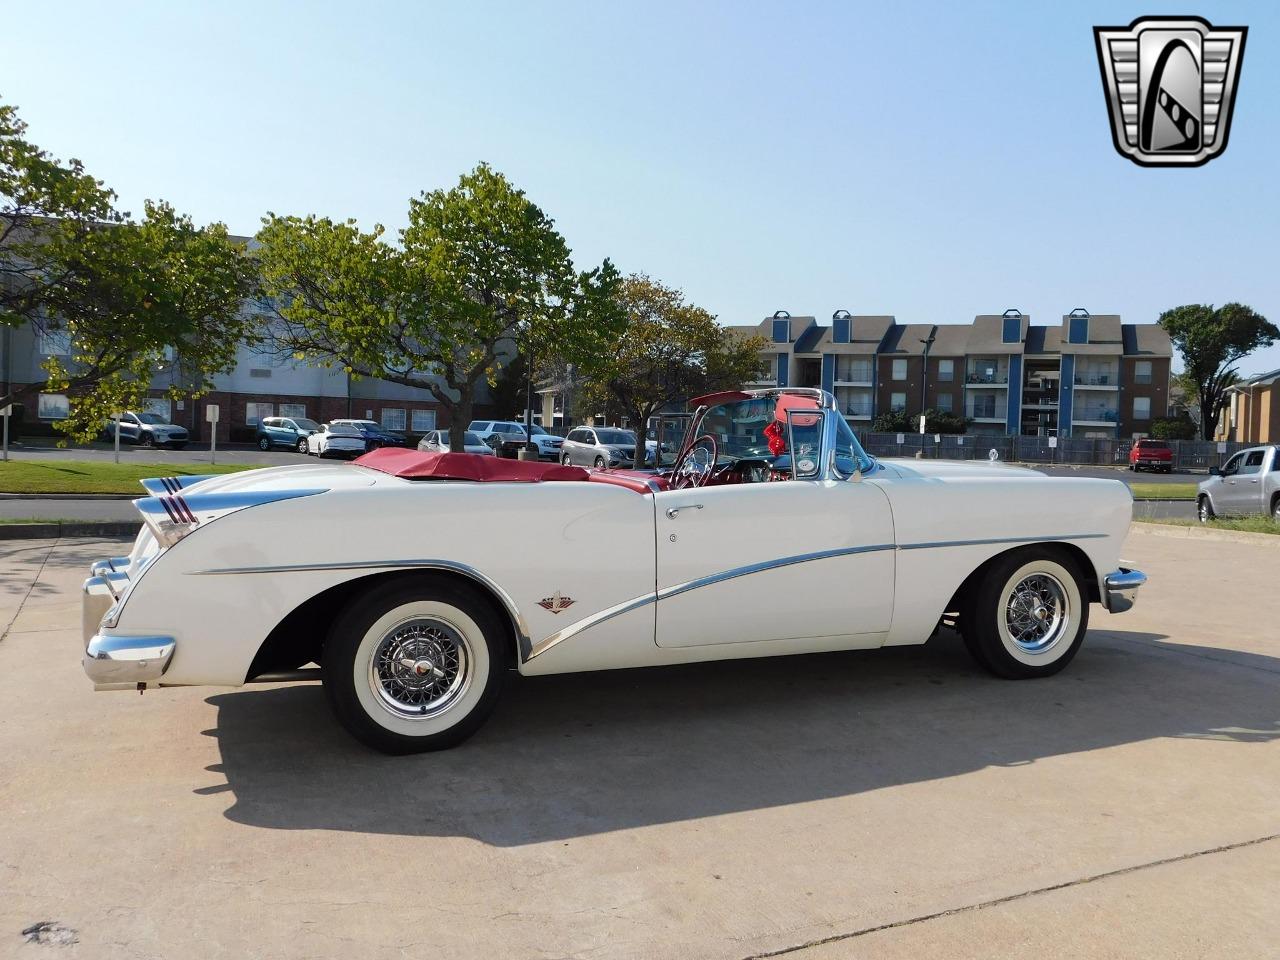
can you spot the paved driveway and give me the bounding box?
[1,529,1277,958]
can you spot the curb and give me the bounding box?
[1130,520,1280,546]
[0,521,138,540]
[0,493,138,501]
[1131,497,1195,503]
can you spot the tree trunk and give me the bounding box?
[1200,396,1219,441]
[630,407,652,469]
[450,387,473,453]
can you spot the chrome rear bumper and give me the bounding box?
[82,555,175,688]
[1103,567,1146,613]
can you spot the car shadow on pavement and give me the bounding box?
[205,630,1280,845]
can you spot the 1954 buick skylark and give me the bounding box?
[82,388,1146,753]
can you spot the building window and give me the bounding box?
[37,393,69,420]
[935,392,953,413]
[891,359,907,381]
[245,402,274,426]
[38,329,71,356]
[937,359,954,382]
[1069,316,1089,344]
[411,409,437,433]
[772,319,789,343]
[1002,315,1021,343]
[280,403,307,419]
[833,316,850,344]
[1134,361,1152,385]
[382,408,406,432]
[141,397,172,421]
[1132,397,1151,420]
[890,392,907,412]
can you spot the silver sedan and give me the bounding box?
[418,430,495,456]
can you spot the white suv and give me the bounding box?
[468,420,564,460]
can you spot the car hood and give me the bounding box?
[875,458,1042,480]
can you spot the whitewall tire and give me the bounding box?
[961,549,1089,679]
[323,579,507,753]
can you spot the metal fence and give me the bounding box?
[857,432,1251,472]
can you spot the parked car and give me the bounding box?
[418,430,494,456]
[468,420,565,460]
[1197,444,1280,522]
[80,387,1144,754]
[103,412,189,449]
[559,426,654,468]
[305,422,368,459]
[1128,438,1173,473]
[256,416,322,453]
[330,419,407,450]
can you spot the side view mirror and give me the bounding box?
[1209,466,1221,477]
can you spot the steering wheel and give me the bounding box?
[670,434,719,490]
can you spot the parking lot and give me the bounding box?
[2,526,1277,957]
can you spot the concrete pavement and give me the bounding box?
[1,528,1278,958]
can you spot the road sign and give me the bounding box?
[1048,436,1058,449]
[896,433,905,445]
[0,404,11,417]
[918,415,926,435]
[933,434,941,443]
[206,404,220,423]
[0,404,9,462]
[956,436,964,446]
[988,448,1000,461]
[1217,441,1227,453]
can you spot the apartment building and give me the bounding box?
[725,309,1174,438]
[1216,368,1280,444]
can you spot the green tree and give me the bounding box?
[872,408,967,434]
[577,274,766,467]
[1149,415,1196,440]
[42,201,257,441]
[257,164,622,452]
[1159,303,1278,440]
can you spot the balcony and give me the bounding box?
[1022,394,1059,409]
[1074,368,1118,389]
[965,361,1009,386]
[835,362,874,386]
[965,400,1008,422]
[1072,406,1118,425]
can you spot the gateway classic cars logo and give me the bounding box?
[1094,16,1247,167]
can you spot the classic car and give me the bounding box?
[304,422,367,459]
[81,388,1145,754]
[1198,444,1280,521]
[256,416,322,453]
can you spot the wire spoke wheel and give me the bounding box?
[368,617,472,720]
[1002,572,1069,654]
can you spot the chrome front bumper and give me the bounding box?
[1103,567,1147,614]
[82,557,175,688]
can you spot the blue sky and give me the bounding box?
[5,1,1279,373]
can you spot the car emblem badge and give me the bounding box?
[537,592,576,614]
[1094,16,1247,167]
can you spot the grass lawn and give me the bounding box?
[0,517,64,524]
[1129,482,1198,500]
[0,460,255,494]
[1135,516,1280,535]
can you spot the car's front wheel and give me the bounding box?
[1199,496,1215,523]
[960,548,1088,679]
[561,453,572,466]
[593,455,606,469]
[323,578,506,753]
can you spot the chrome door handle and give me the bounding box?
[666,504,704,519]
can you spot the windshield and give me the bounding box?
[464,431,484,445]
[691,394,874,475]
[1138,440,1169,449]
[294,418,320,431]
[137,413,169,425]
[597,429,637,445]
[527,424,547,435]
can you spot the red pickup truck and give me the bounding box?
[1128,438,1173,473]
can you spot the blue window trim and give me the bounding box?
[1069,316,1089,344]
[833,316,851,344]
[1002,315,1021,344]
[772,319,790,343]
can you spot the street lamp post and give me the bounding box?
[919,330,936,457]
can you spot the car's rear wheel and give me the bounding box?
[323,579,506,754]
[1199,496,1215,523]
[296,437,309,453]
[257,437,271,451]
[960,548,1088,679]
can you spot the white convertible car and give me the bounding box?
[82,388,1145,753]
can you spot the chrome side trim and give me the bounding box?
[897,533,1108,551]
[526,543,895,662]
[1103,567,1146,613]
[84,634,176,685]
[657,544,896,602]
[190,558,534,663]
